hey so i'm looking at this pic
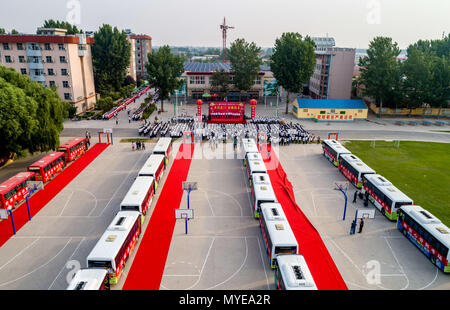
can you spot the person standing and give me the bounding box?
[353,190,358,203]
[358,218,364,233]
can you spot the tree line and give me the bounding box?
[358,35,450,113]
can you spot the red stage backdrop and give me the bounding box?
[208,102,245,124]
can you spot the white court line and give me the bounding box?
[0,238,40,272]
[58,189,74,216]
[0,238,73,288]
[184,237,215,290]
[204,237,249,290]
[94,151,147,217]
[199,189,215,217]
[256,233,271,290]
[47,237,86,290]
[383,237,410,290]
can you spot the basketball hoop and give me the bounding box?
[334,181,349,192]
[328,132,339,140]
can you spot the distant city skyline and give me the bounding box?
[1,0,449,49]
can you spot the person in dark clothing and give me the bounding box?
[358,218,364,233]
[353,191,358,203]
[350,220,357,235]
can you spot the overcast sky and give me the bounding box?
[1,0,449,49]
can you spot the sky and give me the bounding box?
[1,0,449,49]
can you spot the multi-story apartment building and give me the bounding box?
[0,28,97,113]
[126,36,137,81]
[129,34,152,79]
[309,37,355,99]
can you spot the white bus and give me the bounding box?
[362,174,413,221]
[274,255,317,290]
[86,211,142,285]
[246,158,267,186]
[338,154,376,189]
[397,205,450,273]
[241,139,259,166]
[138,154,165,189]
[152,137,172,165]
[251,173,277,219]
[120,176,155,219]
[67,269,110,290]
[260,203,286,222]
[322,139,351,167]
[260,219,298,269]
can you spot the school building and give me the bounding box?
[291,99,368,121]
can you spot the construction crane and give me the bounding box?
[220,17,234,62]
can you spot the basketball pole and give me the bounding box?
[336,183,348,221]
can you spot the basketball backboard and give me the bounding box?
[182,182,198,191]
[175,209,194,220]
[356,209,375,219]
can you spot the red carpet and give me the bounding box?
[123,143,195,290]
[261,145,348,290]
[0,143,109,247]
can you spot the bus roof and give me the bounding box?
[242,141,259,154]
[252,173,271,185]
[400,205,450,247]
[28,152,65,168]
[254,182,277,203]
[260,203,286,221]
[138,154,165,176]
[66,269,108,290]
[87,211,140,263]
[277,255,317,290]
[59,137,87,149]
[340,154,376,174]
[364,174,392,187]
[152,138,172,154]
[0,171,35,194]
[323,139,351,155]
[246,152,263,162]
[120,176,154,208]
[266,221,298,248]
[248,159,267,174]
[379,184,413,203]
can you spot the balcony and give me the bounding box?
[30,74,46,82]
[78,44,87,57]
[26,48,42,57]
[28,60,44,70]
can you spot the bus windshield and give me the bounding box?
[87,260,112,269]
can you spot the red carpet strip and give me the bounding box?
[123,143,195,290]
[0,143,110,248]
[261,145,348,290]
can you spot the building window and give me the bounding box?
[340,111,346,115]
[64,93,71,100]
[60,56,67,63]
[45,43,51,51]
[254,76,261,85]
[63,81,70,88]
[19,56,25,63]
[330,109,336,113]
[303,109,308,112]
[2,43,10,50]
[58,44,65,51]
[30,43,40,50]
[21,68,27,75]
[46,56,53,63]
[320,111,326,114]
[17,43,23,50]
[48,68,55,76]
[49,81,56,87]
[61,69,68,76]
[358,109,363,113]
[5,56,12,63]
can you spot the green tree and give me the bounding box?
[91,24,131,94]
[359,37,402,117]
[228,38,263,92]
[0,28,5,34]
[0,65,67,157]
[37,20,82,34]
[210,69,230,95]
[270,32,316,114]
[10,29,19,34]
[146,45,184,112]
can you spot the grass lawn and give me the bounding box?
[343,140,450,226]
